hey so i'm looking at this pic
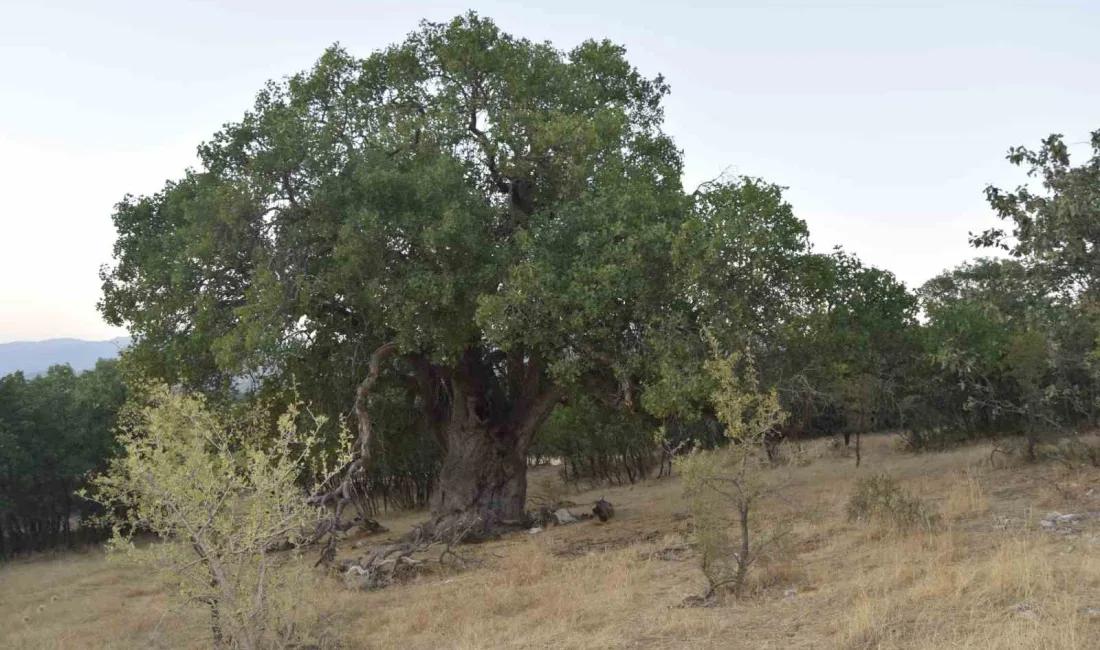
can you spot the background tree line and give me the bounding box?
[0,360,126,558]
[532,130,1100,480]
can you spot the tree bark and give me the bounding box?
[428,359,562,536]
[735,500,750,597]
[431,420,530,532]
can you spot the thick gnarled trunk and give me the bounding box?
[427,351,563,536]
[431,423,529,532]
[331,343,562,539]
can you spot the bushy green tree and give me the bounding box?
[912,258,1096,455]
[764,249,919,460]
[975,130,1100,299]
[99,13,812,529]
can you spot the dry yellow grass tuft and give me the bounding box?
[3,434,1100,649]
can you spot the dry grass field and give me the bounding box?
[3,434,1100,649]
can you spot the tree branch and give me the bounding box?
[308,341,398,526]
[516,384,564,450]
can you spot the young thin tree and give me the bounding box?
[676,335,788,599]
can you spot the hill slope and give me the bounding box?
[3,435,1099,649]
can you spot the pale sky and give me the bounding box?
[1,0,1097,343]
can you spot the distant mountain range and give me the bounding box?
[0,337,131,377]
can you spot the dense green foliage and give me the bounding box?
[975,131,1100,300]
[904,132,1100,453]
[96,13,820,523]
[0,361,126,558]
[531,395,660,485]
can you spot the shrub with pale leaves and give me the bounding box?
[83,384,341,650]
[673,335,791,599]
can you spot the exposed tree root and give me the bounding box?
[338,518,480,590]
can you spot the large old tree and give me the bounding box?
[100,14,809,530]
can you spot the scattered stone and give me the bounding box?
[679,594,713,608]
[1038,511,1099,535]
[593,498,615,522]
[528,526,543,535]
[1078,606,1100,618]
[784,588,798,599]
[553,508,578,525]
[1009,602,1041,621]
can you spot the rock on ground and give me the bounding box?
[553,508,578,525]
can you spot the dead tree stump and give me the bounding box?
[593,498,614,522]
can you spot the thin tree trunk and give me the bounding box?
[735,500,750,597]
[1026,410,1037,462]
[0,510,10,560]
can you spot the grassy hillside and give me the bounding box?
[3,435,1099,649]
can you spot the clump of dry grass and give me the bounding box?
[943,466,991,520]
[847,474,941,533]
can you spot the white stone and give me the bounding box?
[1009,603,1041,620]
[553,508,578,524]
